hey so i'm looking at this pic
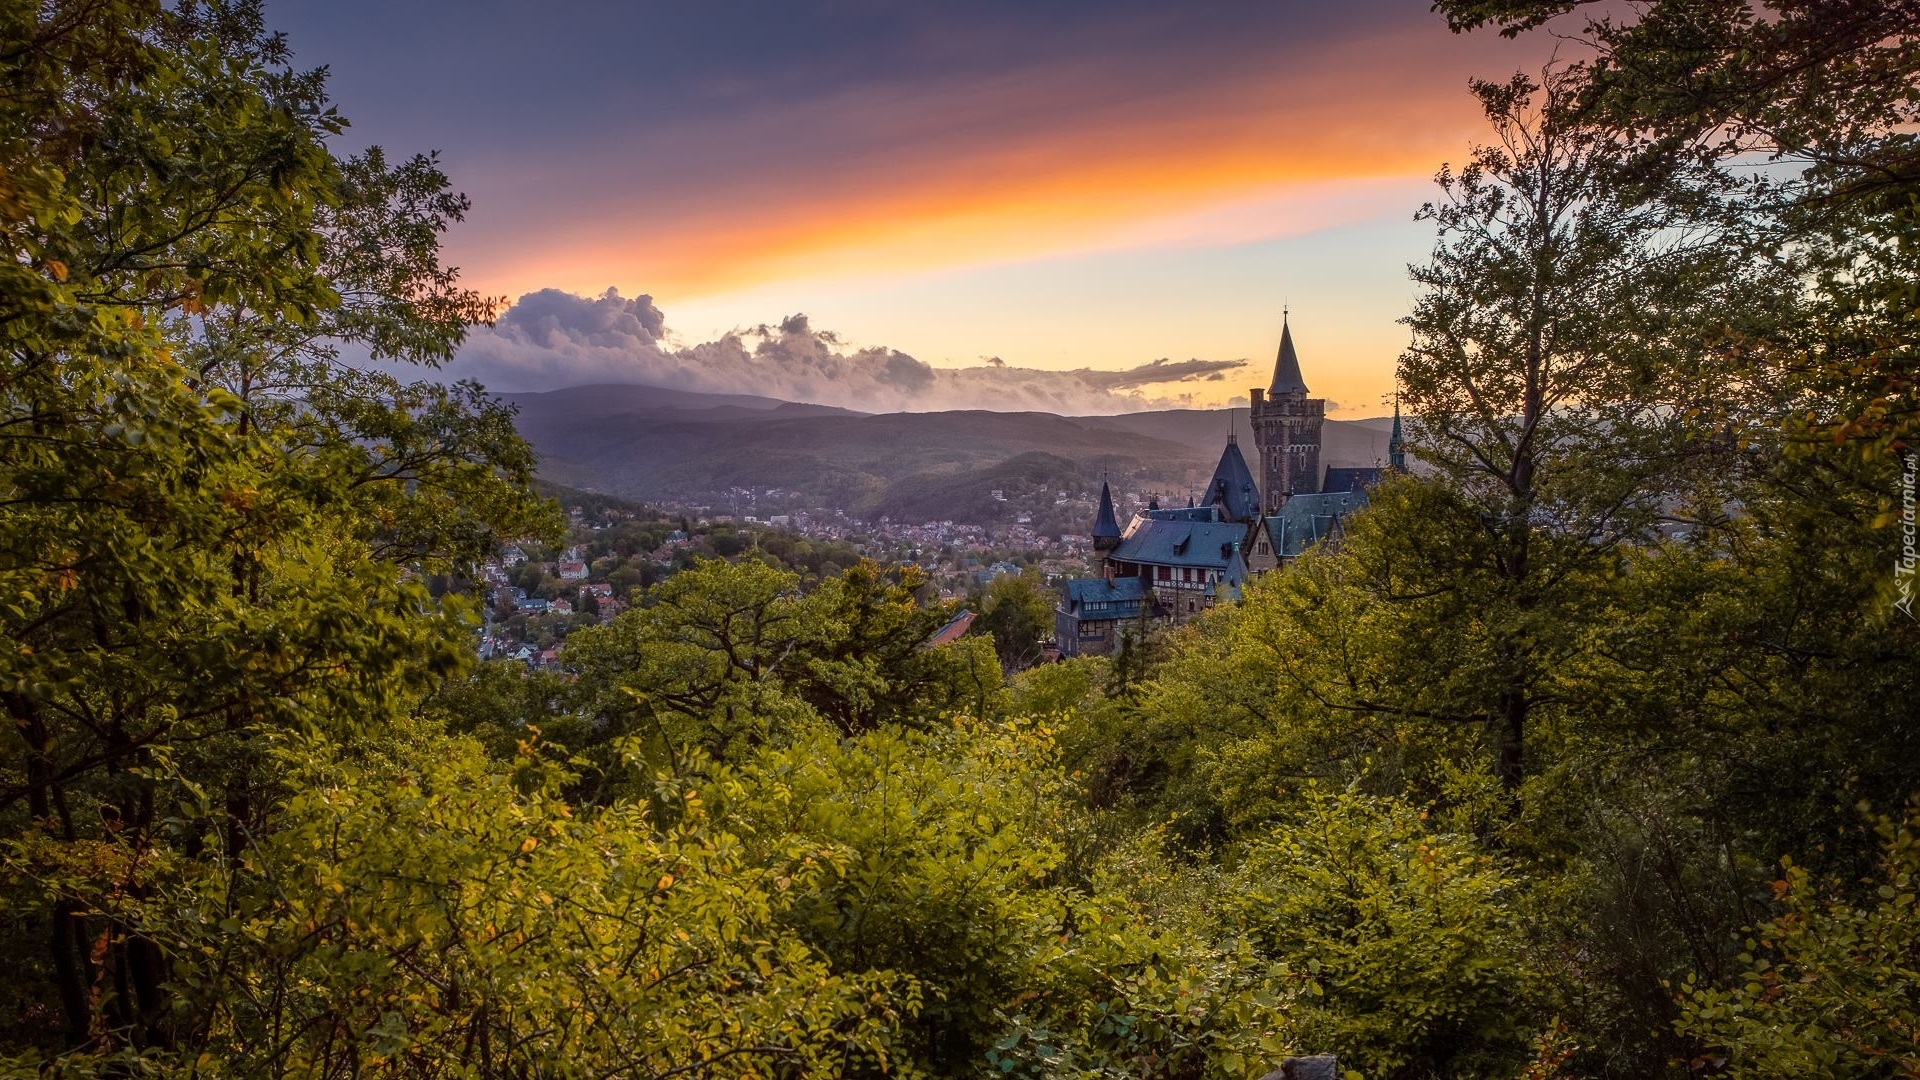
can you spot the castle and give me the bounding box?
[1055,314,1403,657]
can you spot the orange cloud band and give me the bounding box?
[461,19,1525,302]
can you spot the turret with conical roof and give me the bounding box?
[1205,438,1262,524]
[1269,318,1309,396]
[1248,308,1325,511]
[1090,476,1122,569]
[1388,393,1406,472]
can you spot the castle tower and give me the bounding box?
[1248,312,1325,511]
[1090,475,1121,573]
[1388,394,1406,472]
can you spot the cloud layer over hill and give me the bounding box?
[447,288,1246,414]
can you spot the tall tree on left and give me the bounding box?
[0,0,553,1054]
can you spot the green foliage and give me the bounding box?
[1222,789,1542,1080]
[1008,655,1109,723]
[709,720,1070,1072]
[9,1,1920,1077]
[1399,66,1780,796]
[3,727,910,1077]
[1107,481,1536,845]
[562,558,1002,797]
[1678,809,1920,1079]
[1117,461,1919,1074]
[564,558,819,770]
[791,561,998,733]
[1008,657,1144,812]
[1436,0,1920,459]
[424,660,585,790]
[984,833,1287,1080]
[707,720,1291,1079]
[0,0,553,1053]
[975,572,1056,672]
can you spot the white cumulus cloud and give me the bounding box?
[443,288,1245,414]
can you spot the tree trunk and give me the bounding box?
[1494,687,1527,794]
[11,694,95,1045]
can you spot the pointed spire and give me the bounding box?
[1269,310,1309,396]
[1205,437,1261,524]
[1091,475,1121,541]
[1388,392,1406,471]
[1223,540,1249,588]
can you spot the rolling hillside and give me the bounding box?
[503,383,1397,524]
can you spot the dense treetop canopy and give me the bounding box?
[1,2,1915,1077]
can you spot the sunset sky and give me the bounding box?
[269,1,1546,415]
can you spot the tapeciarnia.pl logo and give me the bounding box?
[1898,452,1917,620]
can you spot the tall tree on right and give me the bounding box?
[1396,68,1777,796]
[1423,7,1920,1073]
[1435,0,1920,459]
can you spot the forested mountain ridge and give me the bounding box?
[503,382,1393,521]
[3,3,1918,1080]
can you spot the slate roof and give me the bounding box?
[1205,440,1262,523]
[1267,490,1369,559]
[1322,466,1384,493]
[1060,575,1151,620]
[1091,478,1121,539]
[1147,505,1220,523]
[1208,542,1252,603]
[1269,317,1309,396]
[1112,517,1251,569]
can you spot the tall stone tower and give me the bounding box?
[1248,312,1324,512]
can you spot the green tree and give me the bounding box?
[563,559,815,782]
[708,718,1286,1078]
[788,560,986,733]
[1398,68,1775,795]
[0,1,550,1054]
[1419,8,1920,1071]
[563,558,1000,795]
[3,724,912,1077]
[1220,788,1543,1080]
[985,831,1286,1080]
[1677,808,1920,1079]
[1434,2,1920,461]
[975,572,1056,672]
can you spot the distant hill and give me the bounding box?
[502,383,1397,525]
[865,452,1085,524]
[506,382,863,425]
